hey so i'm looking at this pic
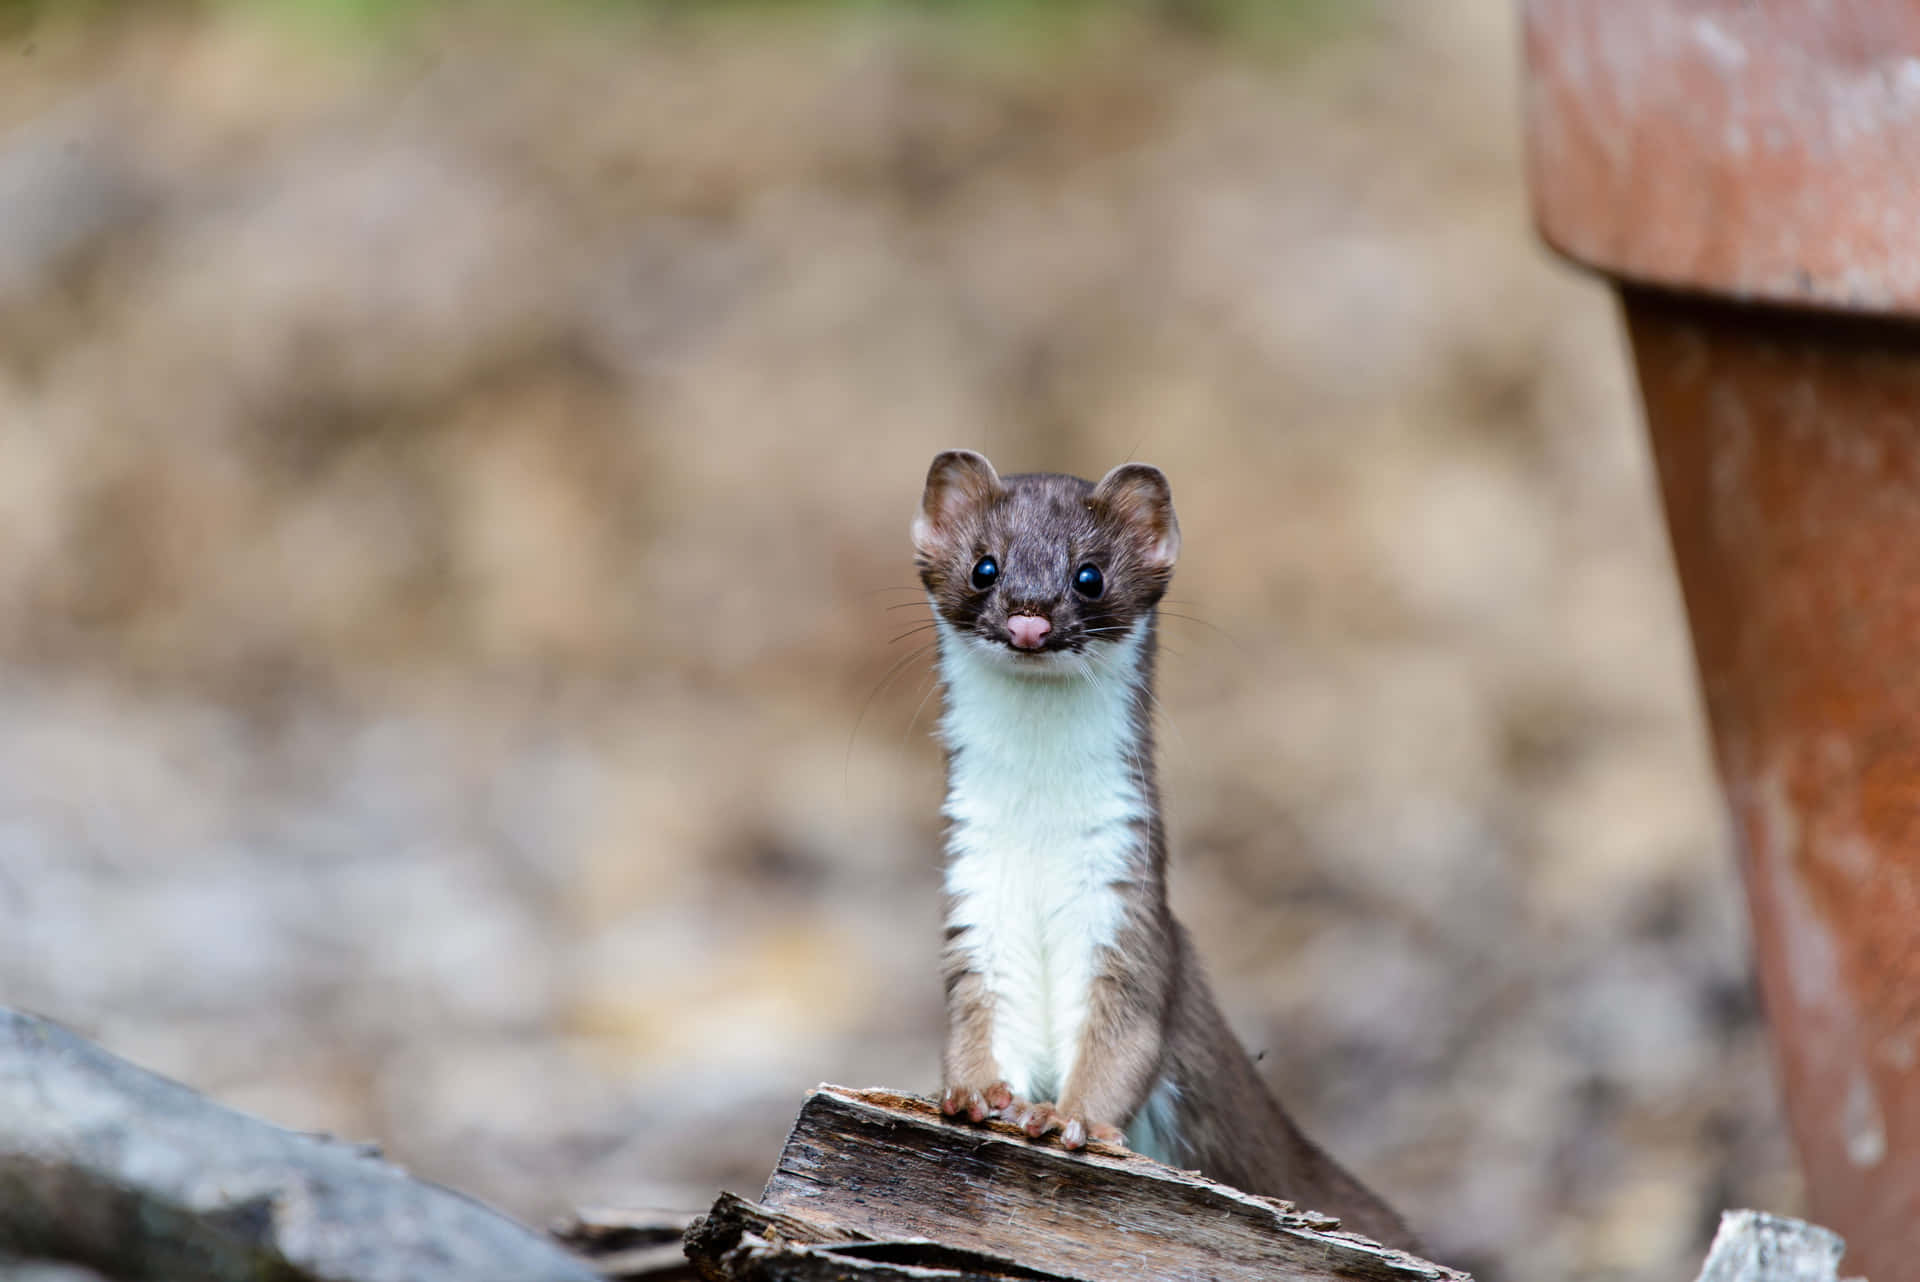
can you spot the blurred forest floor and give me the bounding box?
[0,3,1798,1279]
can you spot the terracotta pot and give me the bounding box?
[1522,4,1920,1276]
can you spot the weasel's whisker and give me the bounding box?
[1156,611,1253,662]
[1096,641,1184,758]
[901,670,943,748]
[846,640,937,796]
[1138,677,1185,757]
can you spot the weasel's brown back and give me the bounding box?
[1160,928,1421,1252]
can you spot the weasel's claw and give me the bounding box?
[941,1080,1013,1124]
[1007,1100,1125,1151]
[945,1089,1126,1153]
[1012,1100,1059,1139]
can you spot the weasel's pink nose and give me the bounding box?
[1006,615,1052,651]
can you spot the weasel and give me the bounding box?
[913,449,1417,1251]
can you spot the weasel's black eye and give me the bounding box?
[970,557,999,590]
[1073,564,1104,598]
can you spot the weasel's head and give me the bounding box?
[912,450,1180,676]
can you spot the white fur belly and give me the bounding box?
[946,833,1131,1100]
[936,620,1149,1102]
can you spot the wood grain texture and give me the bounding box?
[756,1087,1470,1282]
[553,1207,702,1280]
[685,1192,1063,1282]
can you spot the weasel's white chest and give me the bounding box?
[936,624,1150,1102]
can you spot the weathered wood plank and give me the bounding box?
[685,1192,867,1254]
[685,1191,1067,1282]
[553,1207,703,1280]
[756,1086,1470,1282]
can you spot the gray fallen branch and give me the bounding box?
[0,1008,598,1282]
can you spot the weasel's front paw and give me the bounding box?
[1007,1100,1128,1151]
[940,1080,1012,1124]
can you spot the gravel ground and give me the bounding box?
[0,5,1800,1278]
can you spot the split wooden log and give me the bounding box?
[681,1085,1471,1282]
[0,1008,598,1282]
[685,1192,1062,1281]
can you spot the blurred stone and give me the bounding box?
[1694,1211,1844,1282]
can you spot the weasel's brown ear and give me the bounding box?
[1092,462,1180,570]
[914,450,1002,555]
